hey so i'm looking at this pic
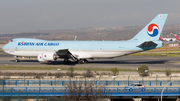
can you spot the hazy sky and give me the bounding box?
[0,0,180,33]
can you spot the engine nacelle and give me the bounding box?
[42,52,57,61]
[37,53,45,62]
[37,52,57,62]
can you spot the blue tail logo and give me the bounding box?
[147,23,159,37]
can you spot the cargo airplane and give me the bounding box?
[159,36,176,41]
[2,14,168,64]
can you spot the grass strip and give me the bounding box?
[0,65,180,73]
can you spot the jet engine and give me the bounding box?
[37,52,57,62]
[37,53,45,62]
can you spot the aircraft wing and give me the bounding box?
[56,49,69,55]
[69,50,92,59]
[56,49,92,60]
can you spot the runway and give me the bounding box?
[1,50,180,70]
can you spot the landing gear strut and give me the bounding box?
[63,58,71,64]
[63,58,88,64]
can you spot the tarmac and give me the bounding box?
[1,50,180,84]
[1,50,180,71]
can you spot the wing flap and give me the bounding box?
[56,49,69,55]
[69,50,92,59]
[56,49,92,59]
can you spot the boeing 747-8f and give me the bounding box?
[2,14,168,64]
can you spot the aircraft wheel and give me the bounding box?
[77,59,88,64]
[84,59,88,64]
[15,59,20,63]
[63,60,71,64]
[78,60,83,64]
[63,58,72,64]
[77,59,84,64]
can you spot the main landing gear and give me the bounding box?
[14,56,20,63]
[63,58,88,64]
[63,58,71,64]
[77,59,88,64]
[15,59,20,63]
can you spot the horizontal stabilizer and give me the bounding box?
[137,41,157,47]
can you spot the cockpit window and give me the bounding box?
[11,40,13,42]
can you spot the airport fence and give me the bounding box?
[0,94,72,101]
[0,86,180,101]
[0,80,179,86]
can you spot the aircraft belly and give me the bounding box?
[12,51,41,56]
[89,51,137,58]
[70,50,138,59]
[5,48,139,59]
[4,49,45,57]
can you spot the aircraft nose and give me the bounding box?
[2,44,7,51]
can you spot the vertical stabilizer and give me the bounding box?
[131,14,168,41]
[174,34,180,40]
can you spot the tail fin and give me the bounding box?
[74,36,77,41]
[174,34,180,40]
[159,36,164,41]
[131,14,168,41]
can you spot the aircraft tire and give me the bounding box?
[15,59,20,63]
[78,60,83,64]
[84,59,88,64]
[77,59,88,64]
[77,59,84,64]
[63,61,71,64]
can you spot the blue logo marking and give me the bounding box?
[18,42,59,46]
[147,23,160,37]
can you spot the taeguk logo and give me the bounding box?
[147,23,160,37]
[21,42,24,45]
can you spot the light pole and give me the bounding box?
[161,82,171,101]
[128,75,130,86]
[153,71,158,86]
[142,70,148,84]
[97,74,102,86]
[57,69,61,86]
[112,76,116,86]
[156,75,158,86]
